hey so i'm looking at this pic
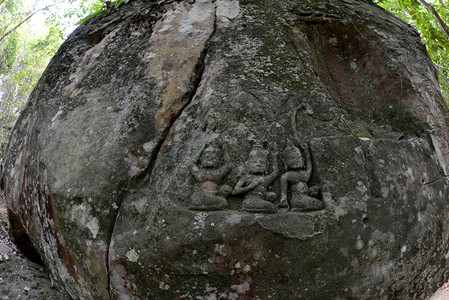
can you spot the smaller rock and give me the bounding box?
[0,260,69,299]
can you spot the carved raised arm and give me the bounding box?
[266,150,279,185]
[291,104,307,142]
[191,144,206,175]
[303,142,312,180]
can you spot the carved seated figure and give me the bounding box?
[232,143,278,214]
[190,143,232,211]
[279,140,323,212]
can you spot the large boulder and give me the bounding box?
[3,0,449,298]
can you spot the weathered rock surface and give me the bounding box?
[3,0,449,299]
[0,260,68,299]
[0,195,67,299]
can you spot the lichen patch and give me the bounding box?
[143,0,215,135]
[126,249,139,262]
[216,0,240,28]
[87,218,99,239]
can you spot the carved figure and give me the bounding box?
[279,140,323,211]
[279,104,323,212]
[190,142,232,211]
[233,143,279,213]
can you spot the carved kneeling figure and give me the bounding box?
[280,140,323,212]
[190,143,232,211]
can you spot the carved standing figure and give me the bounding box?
[190,142,232,211]
[233,143,279,213]
[279,105,323,211]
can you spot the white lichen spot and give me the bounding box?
[86,218,99,239]
[350,61,357,69]
[231,281,250,294]
[356,181,368,194]
[194,212,208,231]
[381,187,389,198]
[126,249,139,262]
[216,0,240,27]
[405,167,415,180]
[201,293,218,300]
[159,281,170,290]
[215,244,226,256]
[234,262,241,269]
[228,292,239,300]
[50,107,64,128]
[112,202,118,209]
[243,265,251,273]
[356,238,364,250]
[226,214,242,225]
[401,245,407,254]
[143,141,157,154]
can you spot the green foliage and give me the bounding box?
[379,0,449,102]
[1,0,449,159]
[75,0,128,25]
[0,0,107,159]
[0,0,66,157]
[76,8,110,25]
[0,33,19,73]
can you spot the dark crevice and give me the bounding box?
[421,176,449,186]
[360,142,382,198]
[7,208,44,265]
[105,3,218,298]
[137,5,217,183]
[103,3,181,297]
[291,10,340,24]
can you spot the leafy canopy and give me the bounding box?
[0,0,449,157]
[378,0,449,101]
[0,0,103,155]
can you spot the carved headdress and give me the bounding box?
[282,140,304,169]
[249,143,268,160]
[203,142,220,154]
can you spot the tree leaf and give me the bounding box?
[76,9,110,25]
[114,0,126,9]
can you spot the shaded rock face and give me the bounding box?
[0,260,69,299]
[3,0,449,298]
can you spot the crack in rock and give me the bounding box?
[107,1,218,297]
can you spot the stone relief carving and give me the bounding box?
[189,142,233,211]
[232,143,279,214]
[188,105,324,213]
[278,104,324,212]
[279,140,323,212]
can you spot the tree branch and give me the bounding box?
[0,1,64,44]
[417,0,449,40]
